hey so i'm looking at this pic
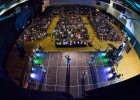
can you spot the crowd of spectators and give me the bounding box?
[19,5,123,44]
[88,11,122,42]
[53,9,89,41]
[46,6,61,15]
[19,13,54,42]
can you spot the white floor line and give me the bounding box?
[48,52,51,67]
[76,52,79,97]
[46,52,51,91]
[55,52,59,91]
[84,52,90,90]
[93,53,100,87]
[44,53,50,91]
[33,80,109,88]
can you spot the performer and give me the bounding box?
[65,55,71,67]
[89,55,96,65]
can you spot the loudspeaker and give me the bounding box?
[96,2,100,5]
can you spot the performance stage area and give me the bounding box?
[27,52,119,97]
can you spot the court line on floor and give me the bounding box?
[44,54,50,91]
[92,52,99,88]
[55,52,59,91]
[84,52,90,90]
[76,52,79,97]
[47,52,51,67]
[30,79,109,87]
[44,53,50,91]
[30,80,110,88]
[46,52,51,91]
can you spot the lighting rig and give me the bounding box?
[27,48,46,89]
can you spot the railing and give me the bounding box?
[112,0,140,15]
[0,0,18,11]
[0,0,28,16]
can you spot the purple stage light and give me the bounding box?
[108,73,113,78]
[30,73,37,79]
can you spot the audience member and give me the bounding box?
[88,11,122,42]
[19,11,54,42]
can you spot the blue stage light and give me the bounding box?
[30,73,37,79]
[100,52,106,57]
[108,73,113,78]
[36,53,42,57]
[32,67,38,72]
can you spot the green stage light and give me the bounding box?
[34,59,41,65]
[103,58,109,63]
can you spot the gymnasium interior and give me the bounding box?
[0,0,140,100]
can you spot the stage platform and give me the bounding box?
[28,52,114,97]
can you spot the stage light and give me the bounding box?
[108,73,113,78]
[32,67,38,72]
[100,52,106,57]
[103,58,109,63]
[36,53,42,58]
[33,49,35,52]
[106,67,112,72]
[34,59,41,65]
[30,73,37,79]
